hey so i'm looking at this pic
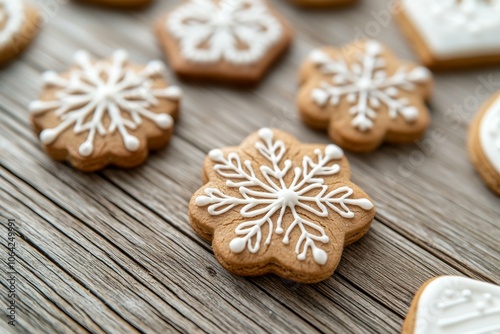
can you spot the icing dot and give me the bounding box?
[154,114,173,129]
[311,88,329,106]
[313,248,328,265]
[74,50,90,64]
[42,71,59,85]
[229,238,247,253]
[484,293,493,301]
[124,135,140,151]
[476,301,486,312]
[78,141,94,157]
[147,60,165,74]
[209,149,224,162]
[409,67,431,82]
[297,253,306,261]
[29,101,45,113]
[258,128,273,141]
[401,106,419,121]
[309,49,330,65]
[39,129,58,144]
[195,196,212,206]
[113,49,128,63]
[462,289,472,298]
[165,86,183,100]
[276,227,283,234]
[366,40,382,55]
[357,199,374,210]
[325,144,343,160]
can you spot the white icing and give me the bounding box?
[309,41,431,132]
[479,95,500,173]
[414,276,500,334]
[30,50,182,156]
[195,128,373,264]
[0,0,25,48]
[402,0,500,58]
[166,0,283,65]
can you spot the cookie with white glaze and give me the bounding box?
[402,276,500,334]
[189,128,375,283]
[468,91,500,195]
[30,50,182,172]
[291,0,356,8]
[397,0,500,70]
[0,0,39,65]
[297,40,433,152]
[155,0,293,84]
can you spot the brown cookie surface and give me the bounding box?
[396,0,500,70]
[189,128,375,283]
[297,40,433,152]
[30,50,182,171]
[155,0,293,84]
[468,91,500,195]
[0,1,39,65]
[402,276,500,334]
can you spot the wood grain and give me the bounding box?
[0,0,499,333]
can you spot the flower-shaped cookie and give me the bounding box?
[397,0,500,69]
[30,50,182,171]
[0,0,39,65]
[468,91,500,195]
[402,276,500,334]
[298,40,433,152]
[189,128,375,283]
[155,0,293,83]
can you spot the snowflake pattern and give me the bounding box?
[432,0,500,34]
[29,50,182,157]
[167,0,283,64]
[195,128,374,265]
[309,41,431,132]
[0,0,25,48]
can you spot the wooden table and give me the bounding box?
[1,0,499,333]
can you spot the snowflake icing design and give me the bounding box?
[195,128,374,265]
[29,50,182,157]
[167,0,283,64]
[433,0,500,34]
[0,0,25,47]
[309,41,431,132]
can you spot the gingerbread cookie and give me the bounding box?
[30,50,182,171]
[297,40,433,152]
[189,128,375,283]
[77,0,151,7]
[0,0,39,65]
[155,0,293,84]
[402,276,500,334]
[468,91,500,195]
[291,0,356,8]
[397,0,500,70]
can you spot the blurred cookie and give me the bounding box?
[397,0,500,70]
[0,0,39,65]
[291,0,356,8]
[77,0,152,7]
[190,128,375,283]
[155,0,293,84]
[402,276,500,333]
[30,50,182,171]
[468,91,500,195]
[297,40,433,152]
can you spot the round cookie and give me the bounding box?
[189,128,375,283]
[30,50,182,171]
[155,0,293,84]
[397,0,500,70]
[468,91,500,195]
[0,0,39,65]
[297,40,433,152]
[402,276,500,334]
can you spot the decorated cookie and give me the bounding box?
[397,0,500,70]
[155,0,293,84]
[468,91,500,195]
[291,0,356,8]
[30,50,182,172]
[189,128,375,283]
[0,0,39,65]
[77,0,152,7]
[402,276,500,334]
[297,40,433,152]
